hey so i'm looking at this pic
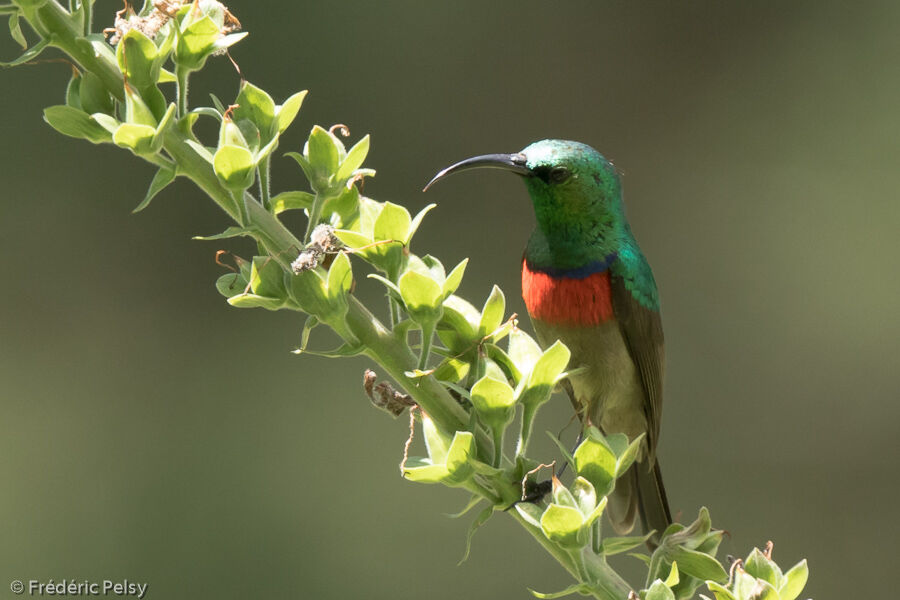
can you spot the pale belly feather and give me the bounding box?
[532,319,648,442]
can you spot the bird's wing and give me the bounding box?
[609,260,665,462]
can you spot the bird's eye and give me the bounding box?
[549,166,571,183]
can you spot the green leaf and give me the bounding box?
[250,256,287,301]
[227,293,283,310]
[0,36,48,66]
[599,532,654,556]
[133,166,176,213]
[459,505,493,565]
[570,476,597,518]
[398,270,442,316]
[215,271,248,298]
[744,548,783,589]
[518,340,570,410]
[276,90,308,133]
[508,328,543,376]
[116,28,160,90]
[615,434,645,477]
[665,547,728,583]
[539,504,586,549]
[529,583,593,599]
[271,190,315,214]
[193,226,249,241]
[42,105,111,144]
[421,414,450,463]
[646,580,676,600]
[407,203,436,244]
[305,125,340,181]
[514,502,544,529]
[445,495,483,519]
[211,31,247,52]
[442,258,467,298]
[333,229,373,250]
[174,14,220,70]
[336,134,370,181]
[779,560,808,600]
[78,71,114,115]
[664,562,680,587]
[113,123,157,154]
[470,375,516,429]
[8,11,26,49]
[213,145,256,190]
[373,201,412,243]
[234,80,276,140]
[703,582,736,600]
[573,433,617,498]
[326,252,352,299]
[551,479,579,510]
[478,285,505,337]
[432,357,470,383]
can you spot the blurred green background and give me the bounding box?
[1,1,898,598]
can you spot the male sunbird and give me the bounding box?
[425,140,671,540]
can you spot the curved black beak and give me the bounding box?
[423,153,530,191]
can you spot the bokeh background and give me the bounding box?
[1,1,898,598]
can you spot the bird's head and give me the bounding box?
[425,139,625,245]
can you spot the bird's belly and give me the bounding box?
[532,319,648,440]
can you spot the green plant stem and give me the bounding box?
[417,321,434,370]
[258,157,271,210]
[305,190,326,243]
[33,1,124,102]
[175,65,190,118]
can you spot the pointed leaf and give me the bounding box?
[406,202,436,243]
[508,328,543,376]
[666,547,728,583]
[9,12,26,49]
[133,165,176,212]
[744,547,783,589]
[704,582,736,600]
[234,80,276,139]
[570,476,597,518]
[326,252,352,299]
[193,226,249,241]
[373,201,412,242]
[440,259,468,300]
[646,580,676,600]
[478,285,505,337]
[615,433,646,477]
[271,190,315,214]
[336,134,370,180]
[599,532,655,556]
[779,560,808,600]
[458,505,494,565]
[445,495,483,519]
[529,583,592,599]
[276,90,308,133]
[0,36,48,66]
[305,125,340,177]
[43,105,111,144]
[573,434,617,498]
[514,502,544,528]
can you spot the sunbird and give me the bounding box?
[425,140,671,541]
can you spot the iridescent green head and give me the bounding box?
[425,139,630,269]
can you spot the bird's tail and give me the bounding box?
[607,459,672,549]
